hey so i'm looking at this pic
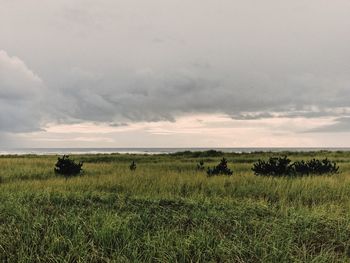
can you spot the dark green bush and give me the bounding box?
[252,156,292,176]
[171,150,224,158]
[200,150,225,157]
[292,160,310,175]
[207,158,233,176]
[129,161,137,171]
[293,158,339,175]
[54,155,83,177]
[196,160,205,171]
[252,156,339,176]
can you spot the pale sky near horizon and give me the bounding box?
[1,0,350,147]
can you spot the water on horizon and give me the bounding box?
[0,147,350,155]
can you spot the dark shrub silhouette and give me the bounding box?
[253,156,339,176]
[54,155,83,177]
[292,160,310,175]
[197,160,205,171]
[171,150,224,158]
[252,156,292,176]
[201,150,225,157]
[207,158,233,176]
[129,161,137,171]
[294,158,338,175]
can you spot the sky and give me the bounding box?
[1,0,350,148]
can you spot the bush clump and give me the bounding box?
[292,160,308,175]
[196,160,205,171]
[207,158,233,176]
[129,161,137,171]
[54,155,83,177]
[252,156,292,176]
[293,158,339,175]
[171,150,224,158]
[252,156,339,176]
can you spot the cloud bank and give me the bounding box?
[0,50,45,132]
[0,0,350,146]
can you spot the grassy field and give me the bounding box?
[1,151,350,262]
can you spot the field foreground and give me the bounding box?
[2,151,350,262]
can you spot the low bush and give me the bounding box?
[207,158,233,176]
[171,150,224,158]
[252,156,339,176]
[54,155,83,177]
[292,160,309,175]
[196,160,205,171]
[293,158,339,175]
[129,161,137,171]
[252,156,292,176]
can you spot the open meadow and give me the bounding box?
[2,151,350,262]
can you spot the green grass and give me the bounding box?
[2,151,350,262]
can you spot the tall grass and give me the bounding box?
[1,152,350,262]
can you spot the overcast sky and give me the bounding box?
[1,0,350,148]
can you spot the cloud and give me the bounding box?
[1,0,350,142]
[21,114,345,148]
[305,117,350,133]
[0,50,45,132]
[52,67,350,126]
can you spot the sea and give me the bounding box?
[0,148,350,155]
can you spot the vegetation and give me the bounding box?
[1,151,350,262]
[196,160,205,171]
[170,149,224,158]
[298,158,339,175]
[54,155,83,177]
[207,157,233,176]
[129,160,137,171]
[252,156,339,176]
[252,156,292,176]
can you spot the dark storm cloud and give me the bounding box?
[0,0,350,132]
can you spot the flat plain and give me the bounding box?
[1,151,350,262]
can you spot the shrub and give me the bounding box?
[196,160,205,171]
[252,156,292,176]
[54,155,83,177]
[252,156,339,176]
[294,158,339,175]
[292,160,310,175]
[129,161,137,171]
[171,150,224,158]
[201,150,225,157]
[207,158,233,176]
